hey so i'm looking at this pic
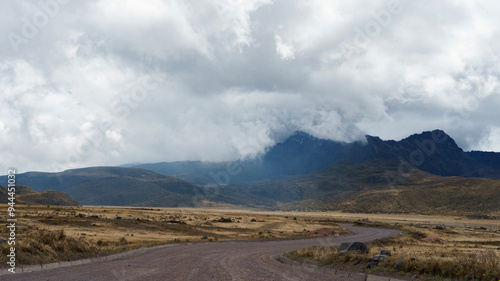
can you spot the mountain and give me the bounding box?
[261,131,348,175]
[468,150,500,170]
[131,132,357,185]
[260,129,500,179]
[3,129,498,214]
[357,130,500,178]
[0,167,242,207]
[132,129,500,183]
[0,185,80,206]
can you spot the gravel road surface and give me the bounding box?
[3,223,400,281]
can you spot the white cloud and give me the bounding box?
[213,0,272,50]
[1,0,500,173]
[274,33,295,60]
[481,127,500,152]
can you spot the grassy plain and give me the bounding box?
[284,214,500,280]
[1,204,499,280]
[0,204,347,265]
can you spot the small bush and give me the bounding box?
[119,237,128,245]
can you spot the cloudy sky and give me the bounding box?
[1,0,500,173]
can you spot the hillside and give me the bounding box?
[331,177,500,216]
[0,167,242,207]
[262,160,500,216]
[217,159,429,207]
[131,161,231,185]
[0,185,80,206]
[1,160,498,215]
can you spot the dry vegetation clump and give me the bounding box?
[284,233,500,281]
[284,245,368,266]
[450,251,500,279]
[0,226,97,265]
[0,225,146,266]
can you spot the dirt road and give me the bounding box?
[3,224,400,281]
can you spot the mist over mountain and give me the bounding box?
[133,129,500,184]
[3,129,499,215]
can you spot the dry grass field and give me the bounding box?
[1,204,499,280]
[0,204,347,265]
[284,214,500,281]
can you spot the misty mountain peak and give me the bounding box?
[287,131,317,143]
[264,129,499,179]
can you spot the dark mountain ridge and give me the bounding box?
[347,130,500,178]
[133,129,500,183]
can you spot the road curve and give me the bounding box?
[3,224,400,281]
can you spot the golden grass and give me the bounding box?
[2,203,500,280]
[1,227,98,264]
[285,221,500,281]
[0,204,347,265]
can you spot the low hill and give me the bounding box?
[329,176,500,216]
[1,167,242,207]
[0,185,80,206]
[220,160,500,216]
